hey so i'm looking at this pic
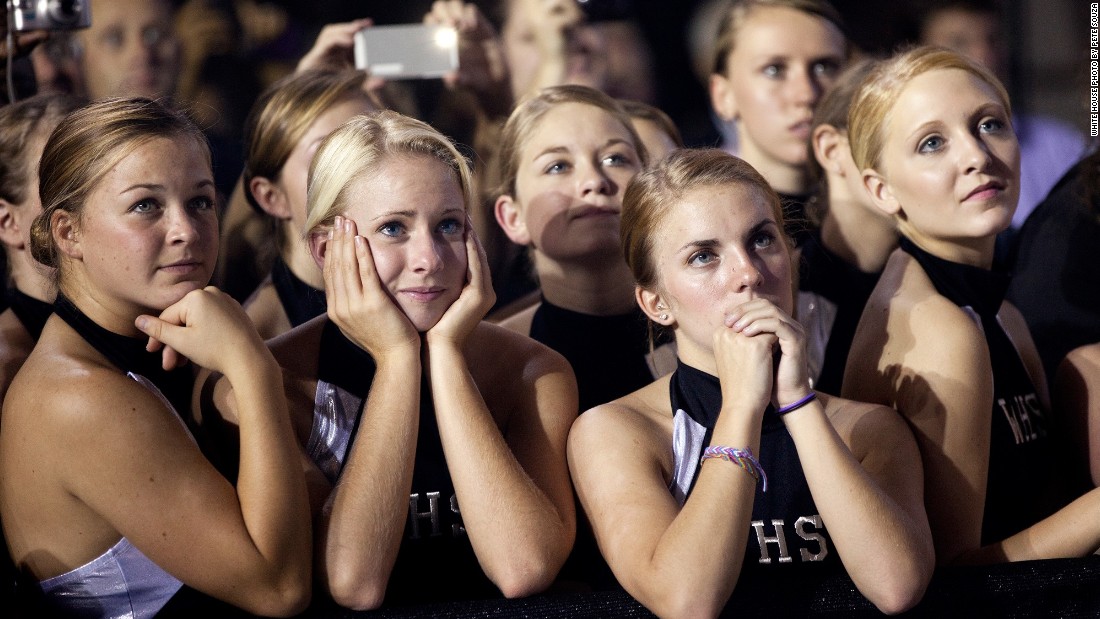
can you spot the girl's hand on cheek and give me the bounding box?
[426,217,494,349]
[325,215,420,357]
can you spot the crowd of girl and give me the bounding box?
[0,0,1097,617]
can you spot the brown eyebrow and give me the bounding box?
[530,138,635,162]
[119,180,214,194]
[675,220,777,254]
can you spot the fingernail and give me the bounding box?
[136,317,147,330]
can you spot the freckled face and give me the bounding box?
[341,154,468,332]
[75,135,218,317]
[716,6,846,172]
[511,102,641,263]
[649,182,791,356]
[875,68,1019,252]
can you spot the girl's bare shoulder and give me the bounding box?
[572,376,673,447]
[868,250,988,352]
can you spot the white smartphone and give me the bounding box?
[353,24,459,80]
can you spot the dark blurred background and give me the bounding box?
[267,0,1090,147]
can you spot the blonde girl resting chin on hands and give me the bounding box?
[258,110,577,610]
[567,148,934,618]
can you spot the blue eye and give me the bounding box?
[545,161,570,175]
[601,152,633,167]
[378,221,405,237]
[979,117,1006,133]
[812,60,840,78]
[130,199,158,214]
[762,63,785,78]
[752,231,776,249]
[688,250,716,266]
[918,136,944,154]
[438,218,464,235]
[189,196,214,211]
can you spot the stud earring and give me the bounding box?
[659,313,669,321]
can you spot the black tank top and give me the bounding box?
[49,294,214,611]
[669,361,839,581]
[797,231,882,395]
[271,255,327,328]
[8,288,52,339]
[900,236,1061,544]
[529,299,655,412]
[316,320,499,605]
[53,294,195,424]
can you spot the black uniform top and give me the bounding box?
[668,361,840,584]
[1007,154,1100,381]
[900,236,1062,544]
[797,231,882,395]
[271,255,327,328]
[313,320,499,605]
[8,287,52,339]
[529,299,656,412]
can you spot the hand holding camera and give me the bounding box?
[7,0,90,32]
[423,0,509,113]
[295,17,372,73]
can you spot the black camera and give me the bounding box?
[7,0,91,32]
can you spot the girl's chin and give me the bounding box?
[410,313,445,334]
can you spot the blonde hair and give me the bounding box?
[622,148,787,291]
[32,98,209,276]
[848,46,1011,173]
[495,84,648,200]
[711,0,848,76]
[305,110,475,236]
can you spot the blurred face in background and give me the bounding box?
[500,0,609,98]
[30,34,85,96]
[920,8,1006,79]
[77,0,180,100]
[710,5,846,189]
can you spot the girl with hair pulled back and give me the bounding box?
[232,69,377,339]
[0,93,84,405]
[708,0,848,243]
[843,46,1100,564]
[569,147,933,617]
[1,97,312,617]
[252,109,576,609]
[796,58,895,395]
[493,84,668,417]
